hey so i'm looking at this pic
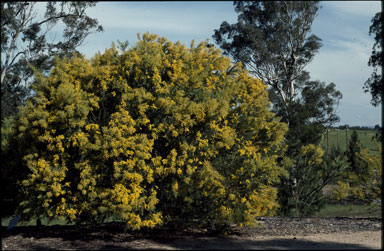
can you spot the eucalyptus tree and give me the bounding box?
[213,1,344,216]
[1,2,103,121]
[213,1,322,105]
[364,11,382,107]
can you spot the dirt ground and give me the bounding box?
[2,217,382,250]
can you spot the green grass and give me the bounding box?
[314,204,382,218]
[320,129,379,154]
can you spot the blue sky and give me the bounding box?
[53,1,381,127]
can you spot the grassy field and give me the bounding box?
[320,128,379,154]
[314,204,382,218]
[286,203,382,218]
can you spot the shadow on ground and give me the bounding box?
[1,223,378,250]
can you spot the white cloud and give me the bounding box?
[78,2,238,57]
[305,1,381,126]
[88,5,197,33]
[85,2,236,37]
[323,1,381,18]
[326,38,371,58]
[314,1,378,49]
[306,41,380,126]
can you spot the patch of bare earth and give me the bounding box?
[2,217,382,250]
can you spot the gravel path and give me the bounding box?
[240,216,382,236]
[2,217,382,250]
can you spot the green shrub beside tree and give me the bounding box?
[331,132,382,207]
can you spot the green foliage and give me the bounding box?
[347,130,362,173]
[1,2,103,122]
[270,80,342,156]
[4,33,288,229]
[271,81,342,216]
[331,142,382,207]
[1,116,27,217]
[364,11,382,107]
[277,145,348,217]
[213,1,322,103]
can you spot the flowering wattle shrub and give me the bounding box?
[5,33,287,229]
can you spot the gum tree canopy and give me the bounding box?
[364,11,382,107]
[213,1,322,104]
[4,33,288,229]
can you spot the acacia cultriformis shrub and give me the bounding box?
[7,33,288,229]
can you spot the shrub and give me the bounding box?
[4,33,288,229]
[331,142,382,207]
[277,144,349,216]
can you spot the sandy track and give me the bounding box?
[2,217,382,250]
[2,230,382,250]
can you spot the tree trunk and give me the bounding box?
[1,67,6,83]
